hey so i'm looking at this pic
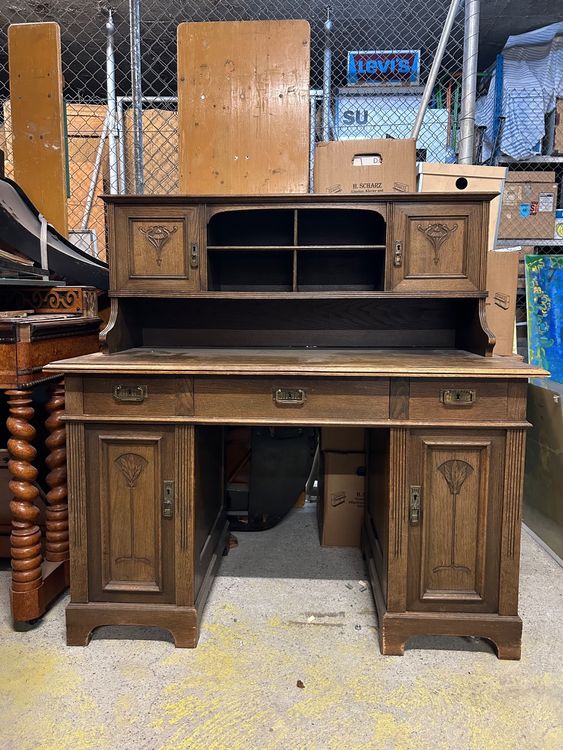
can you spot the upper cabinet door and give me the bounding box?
[110,205,202,293]
[388,203,486,292]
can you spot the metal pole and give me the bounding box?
[81,114,109,230]
[116,97,127,193]
[458,0,480,163]
[129,0,144,193]
[411,0,462,142]
[309,92,318,191]
[106,10,119,194]
[322,7,332,142]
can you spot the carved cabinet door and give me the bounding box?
[406,430,504,613]
[111,205,202,293]
[85,425,177,603]
[388,203,485,291]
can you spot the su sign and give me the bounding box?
[347,50,421,86]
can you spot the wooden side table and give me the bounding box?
[0,285,101,622]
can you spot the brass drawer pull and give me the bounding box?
[440,388,476,406]
[273,387,307,407]
[113,384,148,403]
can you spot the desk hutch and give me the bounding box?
[46,193,546,659]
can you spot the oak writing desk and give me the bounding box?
[45,194,547,658]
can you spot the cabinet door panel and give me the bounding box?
[111,205,201,292]
[389,203,484,291]
[407,431,504,612]
[86,426,176,603]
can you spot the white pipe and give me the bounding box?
[106,9,119,194]
[117,97,126,194]
[81,113,109,230]
[458,0,480,164]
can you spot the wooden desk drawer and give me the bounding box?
[194,377,389,421]
[409,380,508,421]
[83,376,194,417]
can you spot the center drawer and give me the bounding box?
[194,377,389,421]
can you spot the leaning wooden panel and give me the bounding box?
[8,22,68,235]
[177,20,310,194]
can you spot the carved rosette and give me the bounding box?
[7,390,42,593]
[139,225,178,266]
[417,222,458,264]
[45,383,69,563]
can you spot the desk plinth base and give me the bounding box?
[65,519,229,648]
[365,538,522,661]
[66,603,200,647]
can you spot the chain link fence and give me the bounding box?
[0,0,468,260]
[0,2,561,363]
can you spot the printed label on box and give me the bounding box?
[519,203,531,218]
[530,201,539,215]
[538,192,555,212]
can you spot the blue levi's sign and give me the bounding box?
[347,50,420,86]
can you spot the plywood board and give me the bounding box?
[8,22,68,235]
[177,20,310,194]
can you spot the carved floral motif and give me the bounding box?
[115,452,150,564]
[433,459,474,574]
[139,225,178,266]
[417,222,458,264]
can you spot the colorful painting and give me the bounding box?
[525,255,563,383]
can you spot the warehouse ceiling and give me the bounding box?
[0,1,561,99]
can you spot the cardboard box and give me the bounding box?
[554,98,563,155]
[318,452,366,547]
[320,427,366,452]
[314,138,416,194]
[486,249,519,356]
[498,171,557,240]
[418,163,507,250]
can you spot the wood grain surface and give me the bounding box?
[45,347,548,378]
[8,22,68,235]
[177,20,310,194]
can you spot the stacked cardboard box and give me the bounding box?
[317,428,366,547]
[314,138,416,194]
[499,172,558,240]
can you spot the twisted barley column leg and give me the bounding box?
[7,389,42,593]
[45,381,68,563]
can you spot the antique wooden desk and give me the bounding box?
[46,194,547,659]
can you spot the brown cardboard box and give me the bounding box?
[418,163,507,250]
[554,98,563,155]
[314,138,416,194]
[486,249,519,356]
[318,452,366,547]
[499,171,557,240]
[320,427,366,452]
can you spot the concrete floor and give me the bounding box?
[1,504,562,750]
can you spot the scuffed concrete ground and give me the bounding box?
[1,505,562,750]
